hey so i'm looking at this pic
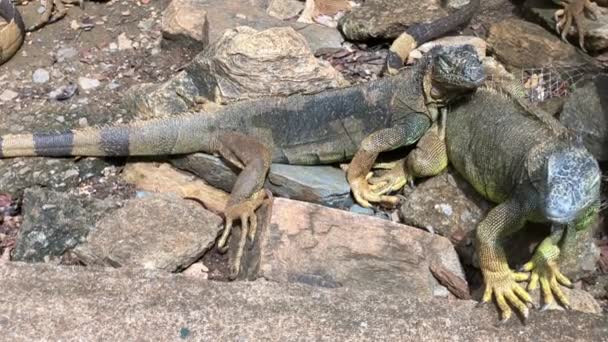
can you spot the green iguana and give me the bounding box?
[0,44,485,278]
[0,0,24,65]
[384,0,480,75]
[445,67,601,322]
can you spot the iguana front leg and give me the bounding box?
[554,0,601,51]
[521,203,599,309]
[347,112,431,208]
[212,132,271,279]
[477,195,536,322]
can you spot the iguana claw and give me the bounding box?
[480,268,532,322]
[522,255,573,309]
[217,189,267,279]
[554,0,600,51]
[350,176,401,208]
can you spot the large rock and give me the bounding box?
[187,26,347,104]
[12,188,118,262]
[487,18,592,70]
[338,0,451,41]
[1,263,607,340]
[161,0,209,52]
[559,74,608,161]
[523,0,608,53]
[73,193,222,271]
[247,198,466,299]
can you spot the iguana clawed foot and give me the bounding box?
[367,159,409,194]
[480,268,533,322]
[349,175,402,208]
[554,0,601,51]
[15,0,82,32]
[217,189,268,279]
[520,241,573,310]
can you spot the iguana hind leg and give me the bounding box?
[554,0,601,51]
[477,196,536,322]
[212,132,271,280]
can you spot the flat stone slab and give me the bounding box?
[253,198,465,299]
[0,263,606,341]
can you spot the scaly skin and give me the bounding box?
[446,82,601,322]
[384,0,480,75]
[0,45,484,278]
[0,0,24,65]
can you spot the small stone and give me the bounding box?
[138,18,155,31]
[161,0,209,51]
[267,0,305,20]
[78,77,100,90]
[56,116,65,123]
[32,68,50,83]
[121,10,131,16]
[0,89,18,102]
[78,118,89,127]
[109,42,118,50]
[107,80,120,90]
[37,6,45,14]
[48,83,78,101]
[117,33,133,50]
[70,20,79,30]
[56,47,78,62]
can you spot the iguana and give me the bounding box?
[444,66,601,322]
[384,0,480,75]
[0,44,485,278]
[0,0,24,65]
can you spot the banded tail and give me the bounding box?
[0,114,216,158]
[0,0,25,65]
[384,0,480,75]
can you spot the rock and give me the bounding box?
[56,47,78,62]
[48,83,78,101]
[267,0,304,20]
[78,77,100,90]
[266,164,352,208]
[121,162,229,214]
[249,198,466,299]
[298,0,351,27]
[523,0,608,53]
[338,0,450,41]
[32,68,50,84]
[486,18,592,70]
[529,287,602,314]
[161,0,209,51]
[201,0,344,53]
[171,154,353,208]
[584,274,608,299]
[12,188,118,262]
[559,74,608,161]
[73,193,222,271]
[0,89,18,102]
[1,263,608,340]
[117,33,133,50]
[187,26,347,104]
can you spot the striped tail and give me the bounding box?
[0,114,214,158]
[385,0,480,75]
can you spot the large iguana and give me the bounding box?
[0,0,24,65]
[0,44,485,278]
[384,0,480,75]
[445,68,601,321]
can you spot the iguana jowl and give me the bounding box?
[0,45,485,278]
[445,73,601,321]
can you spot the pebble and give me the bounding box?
[56,47,78,62]
[78,118,89,127]
[109,42,118,50]
[117,33,133,50]
[78,77,100,90]
[0,89,18,102]
[56,116,65,123]
[107,80,120,90]
[32,68,50,83]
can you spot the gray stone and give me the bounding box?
[523,0,608,53]
[187,26,347,104]
[267,0,304,20]
[338,0,449,41]
[78,77,100,90]
[73,193,222,271]
[12,188,118,262]
[161,0,209,52]
[251,198,466,299]
[56,47,78,62]
[171,154,353,208]
[1,263,607,340]
[0,89,18,102]
[32,68,50,84]
[560,74,608,161]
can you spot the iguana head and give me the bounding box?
[429,44,485,98]
[540,142,601,224]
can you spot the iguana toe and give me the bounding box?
[350,176,401,208]
[554,0,599,51]
[523,248,573,309]
[481,268,533,321]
